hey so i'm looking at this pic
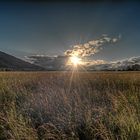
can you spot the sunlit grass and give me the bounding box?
[0,72,140,139]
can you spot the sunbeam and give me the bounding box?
[70,56,81,67]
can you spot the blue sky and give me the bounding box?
[0,1,140,61]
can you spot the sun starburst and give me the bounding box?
[70,56,81,66]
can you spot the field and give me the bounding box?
[0,72,140,140]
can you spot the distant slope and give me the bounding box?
[0,51,45,71]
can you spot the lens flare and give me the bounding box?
[70,56,81,66]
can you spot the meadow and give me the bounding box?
[0,72,140,140]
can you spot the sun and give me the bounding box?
[70,56,81,66]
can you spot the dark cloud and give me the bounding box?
[27,55,140,71]
[27,55,69,70]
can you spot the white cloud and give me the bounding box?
[87,56,140,71]
[64,34,120,57]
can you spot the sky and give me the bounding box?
[0,1,140,61]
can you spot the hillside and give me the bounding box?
[0,51,44,71]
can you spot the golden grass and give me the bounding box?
[0,72,140,140]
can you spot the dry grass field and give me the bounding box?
[0,72,140,140]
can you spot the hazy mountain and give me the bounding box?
[0,51,44,71]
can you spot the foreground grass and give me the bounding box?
[0,72,140,140]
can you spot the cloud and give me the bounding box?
[27,55,69,70]
[27,34,124,71]
[64,34,120,57]
[27,55,107,70]
[27,55,140,71]
[87,56,140,71]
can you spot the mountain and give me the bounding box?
[0,51,45,71]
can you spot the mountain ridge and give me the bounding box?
[0,51,45,71]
